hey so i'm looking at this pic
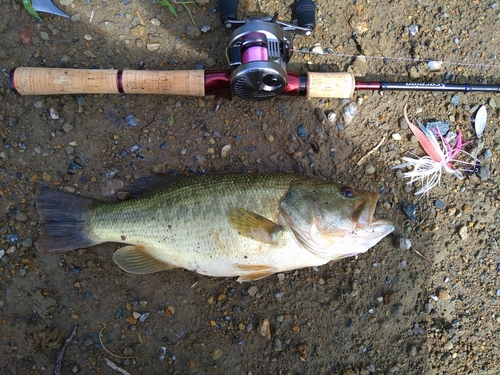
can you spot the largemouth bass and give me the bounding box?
[36,173,394,281]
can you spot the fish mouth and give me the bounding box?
[350,193,379,227]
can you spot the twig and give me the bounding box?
[99,324,138,360]
[104,358,133,375]
[54,324,79,375]
[411,246,432,264]
[357,137,385,166]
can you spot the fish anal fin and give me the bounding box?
[113,245,175,274]
[228,207,283,245]
[236,264,276,282]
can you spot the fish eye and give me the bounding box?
[341,187,354,198]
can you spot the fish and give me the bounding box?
[35,173,394,282]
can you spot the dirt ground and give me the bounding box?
[1,0,499,374]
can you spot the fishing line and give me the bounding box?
[293,50,500,71]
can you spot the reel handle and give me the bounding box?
[218,0,238,25]
[10,67,206,96]
[296,0,316,30]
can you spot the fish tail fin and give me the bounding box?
[36,188,98,252]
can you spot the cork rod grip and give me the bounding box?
[10,67,206,96]
[306,72,355,98]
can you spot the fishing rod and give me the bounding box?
[9,0,500,101]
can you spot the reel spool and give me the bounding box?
[226,20,292,101]
[220,0,316,101]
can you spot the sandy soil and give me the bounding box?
[1,0,499,374]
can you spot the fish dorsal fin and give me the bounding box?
[228,207,283,245]
[236,264,276,282]
[113,245,176,274]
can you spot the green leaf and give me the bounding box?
[23,0,43,22]
[169,113,174,126]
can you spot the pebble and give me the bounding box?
[99,20,115,32]
[296,124,307,138]
[364,164,375,175]
[273,338,283,352]
[125,114,138,126]
[6,234,19,245]
[488,97,497,108]
[408,24,419,37]
[147,42,160,52]
[342,103,358,125]
[391,303,404,316]
[221,144,231,158]
[403,203,418,222]
[399,238,411,250]
[436,288,451,301]
[200,24,211,33]
[426,120,449,136]
[391,133,402,141]
[130,25,146,38]
[458,225,468,240]
[434,199,445,210]
[450,95,460,107]
[15,212,28,222]
[477,165,490,181]
[186,25,201,39]
[258,319,271,340]
[212,348,223,360]
[21,238,33,248]
[248,285,258,297]
[314,108,327,123]
[327,111,336,122]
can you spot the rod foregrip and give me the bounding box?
[10,67,206,96]
[306,72,355,98]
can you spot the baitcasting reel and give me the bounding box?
[219,0,316,101]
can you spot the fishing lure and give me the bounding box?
[392,104,481,196]
[23,0,69,21]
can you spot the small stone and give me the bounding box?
[220,144,231,158]
[409,345,418,356]
[434,199,445,210]
[314,108,327,124]
[403,203,418,222]
[458,226,468,240]
[343,103,358,125]
[132,312,141,319]
[364,164,375,175]
[186,25,201,39]
[6,234,19,245]
[146,42,160,52]
[436,288,451,301]
[258,319,271,340]
[15,212,28,222]
[392,133,402,141]
[477,165,490,181]
[327,111,336,122]
[273,338,283,352]
[488,98,497,108]
[247,285,258,297]
[399,238,411,250]
[126,316,137,324]
[212,348,223,360]
[296,124,307,138]
[200,24,211,33]
[383,291,396,305]
[130,25,146,37]
[391,303,404,316]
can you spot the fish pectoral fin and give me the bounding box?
[228,207,283,245]
[236,264,276,282]
[113,245,176,274]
